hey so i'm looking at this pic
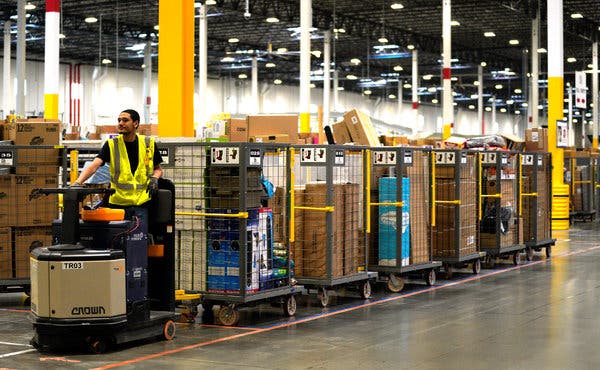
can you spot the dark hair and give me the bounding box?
[121,109,140,125]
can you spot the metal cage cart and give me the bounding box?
[0,145,66,295]
[565,151,595,222]
[366,147,441,292]
[171,142,298,326]
[520,152,555,259]
[432,150,485,278]
[291,145,376,307]
[478,150,525,266]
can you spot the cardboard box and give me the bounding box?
[15,147,62,166]
[138,124,159,136]
[343,109,380,147]
[525,128,548,152]
[247,115,298,143]
[249,134,290,143]
[0,227,11,278]
[13,226,53,279]
[2,121,61,146]
[1,175,59,227]
[331,120,352,145]
[291,188,304,276]
[442,136,467,149]
[14,165,60,176]
[226,118,248,142]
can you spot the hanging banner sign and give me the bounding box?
[557,120,569,148]
[575,71,587,109]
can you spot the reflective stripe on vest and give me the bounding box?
[108,135,154,206]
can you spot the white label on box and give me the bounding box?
[211,147,240,164]
[403,152,412,164]
[531,131,539,142]
[351,116,358,124]
[208,266,225,276]
[249,148,262,166]
[373,151,387,165]
[334,150,344,165]
[522,154,534,165]
[158,148,169,165]
[0,151,13,166]
[446,152,456,164]
[461,153,467,164]
[501,154,508,164]
[227,267,239,276]
[435,152,446,164]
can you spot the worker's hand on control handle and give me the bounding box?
[147,176,159,197]
[69,181,84,188]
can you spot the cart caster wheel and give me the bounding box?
[525,247,534,261]
[88,338,107,354]
[359,281,372,299]
[424,269,436,286]
[546,246,552,258]
[217,305,239,326]
[445,265,454,279]
[317,288,330,307]
[163,320,176,340]
[472,259,481,274]
[386,274,405,293]
[513,252,520,265]
[283,295,297,317]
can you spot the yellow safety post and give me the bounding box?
[175,211,248,219]
[477,152,501,220]
[365,149,371,233]
[70,149,78,184]
[289,148,296,243]
[519,154,538,217]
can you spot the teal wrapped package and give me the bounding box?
[378,177,410,266]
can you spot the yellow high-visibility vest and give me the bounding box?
[108,135,154,206]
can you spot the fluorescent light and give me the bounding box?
[333,28,346,34]
[85,17,98,23]
[537,48,547,53]
[571,13,583,19]
[194,2,201,7]
[346,74,358,80]
[506,100,514,105]
[432,98,439,104]
[522,102,529,107]
[266,17,279,23]
[228,38,239,43]
[480,61,487,67]
[337,87,344,91]
[406,44,415,50]
[515,110,521,115]
[450,20,460,26]
[500,108,507,113]
[350,58,361,65]
[311,50,322,58]
[484,32,496,37]
[470,94,478,99]
[495,84,503,89]
[221,57,235,62]
[277,47,288,53]
[265,62,276,68]
[310,83,316,88]
[154,25,159,31]
[58,33,66,39]
[274,79,282,85]
[24,2,35,10]
[378,37,388,44]
[206,0,217,4]
[238,73,248,79]
[393,65,403,72]
[567,57,577,63]
[469,105,475,110]
[450,76,458,82]
[485,107,492,112]
[514,88,522,94]
[403,83,412,89]
[363,89,372,95]
[423,74,433,80]
[509,39,519,45]
[102,58,112,64]
[388,94,396,99]
[391,3,404,10]
[428,87,437,93]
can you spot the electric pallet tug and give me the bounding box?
[29,181,178,353]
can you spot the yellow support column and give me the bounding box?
[158,0,195,137]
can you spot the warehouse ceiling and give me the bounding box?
[0,0,599,114]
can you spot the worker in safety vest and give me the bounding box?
[72,109,163,234]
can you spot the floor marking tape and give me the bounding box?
[0,341,32,347]
[0,348,36,358]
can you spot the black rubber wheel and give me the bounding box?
[163,320,176,340]
[89,338,107,354]
[546,246,552,258]
[386,274,405,293]
[283,295,297,316]
[317,288,330,307]
[512,252,520,265]
[359,281,372,299]
[472,259,481,274]
[424,269,436,286]
[217,305,240,326]
[526,247,534,261]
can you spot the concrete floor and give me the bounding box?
[1,223,600,369]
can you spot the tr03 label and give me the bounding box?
[62,262,84,270]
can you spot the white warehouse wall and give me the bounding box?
[0,58,537,139]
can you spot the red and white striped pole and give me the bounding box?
[442,0,453,140]
[412,50,418,136]
[44,0,60,119]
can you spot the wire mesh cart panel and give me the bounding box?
[565,152,595,222]
[367,147,441,292]
[291,145,375,307]
[169,142,298,326]
[0,145,66,294]
[478,150,525,266]
[520,152,555,259]
[432,150,485,278]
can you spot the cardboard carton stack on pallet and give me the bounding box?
[0,119,61,279]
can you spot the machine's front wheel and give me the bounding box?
[88,337,108,354]
[163,320,176,340]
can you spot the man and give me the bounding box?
[73,109,163,230]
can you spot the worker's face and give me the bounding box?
[117,112,138,135]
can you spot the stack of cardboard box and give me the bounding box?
[408,152,430,264]
[0,119,61,279]
[480,179,518,248]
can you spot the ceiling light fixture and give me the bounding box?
[403,83,412,89]
[310,83,316,88]
[428,87,436,93]
[432,98,439,104]
[567,57,577,63]
[485,107,492,112]
[274,79,282,85]
[338,87,345,91]
[85,17,98,23]
[221,57,235,62]
[364,90,372,95]
[228,38,239,43]
[514,88,522,94]
[509,39,519,45]
[389,94,396,99]
[571,13,583,19]
[391,3,404,10]
[495,84,503,89]
[350,58,361,65]
[469,105,475,110]
[277,47,288,53]
[484,32,496,37]
[346,74,358,80]
[205,0,217,4]
[515,110,521,115]
[537,48,547,53]
[333,28,346,34]
[406,44,415,50]
[265,62,276,68]
[450,20,460,26]
[238,73,248,79]
[378,37,388,44]
[154,25,159,30]
[102,58,112,64]
[58,33,66,39]
[266,17,279,23]
[393,65,403,72]
[480,61,487,67]
[423,74,433,80]
[500,108,507,113]
[24,2,35,10]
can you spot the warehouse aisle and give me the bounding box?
[1,223,600,369]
